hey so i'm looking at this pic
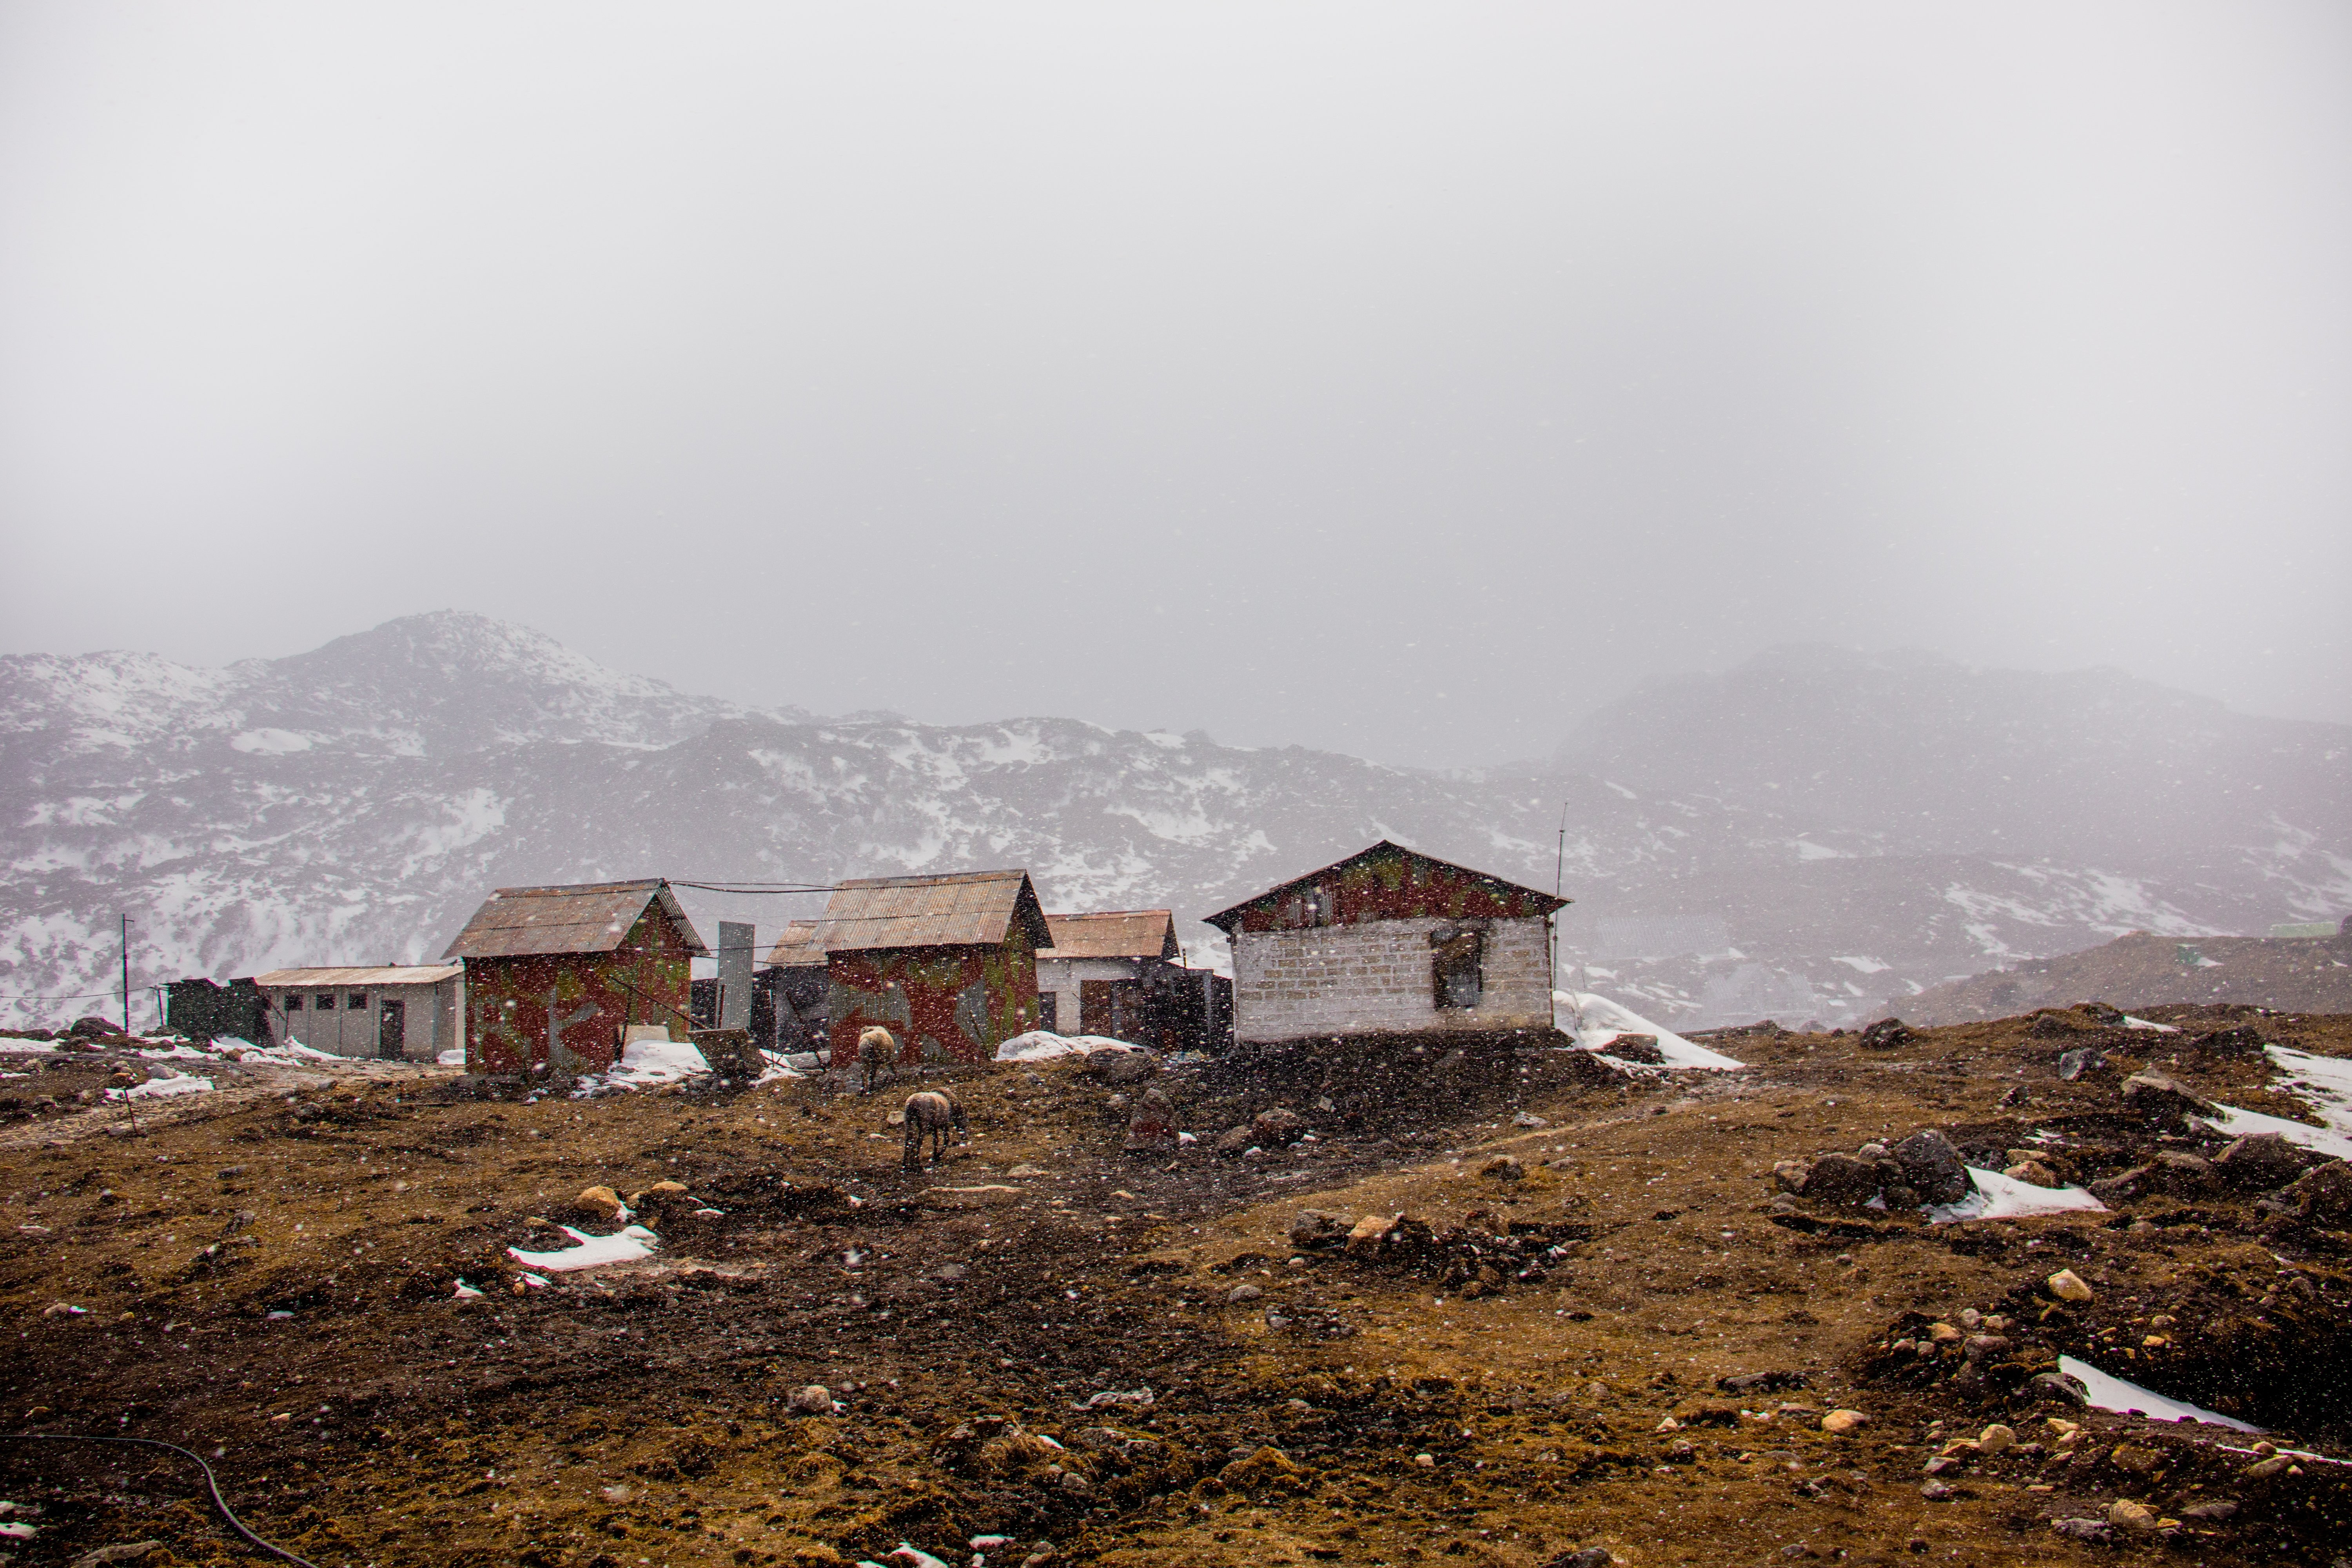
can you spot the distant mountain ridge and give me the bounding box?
[3,615,2345,1031]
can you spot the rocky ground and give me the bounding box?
[2,1004,2349,1568]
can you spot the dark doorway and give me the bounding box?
[378,999,406,1061]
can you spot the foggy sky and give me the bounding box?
[2,2,2347,769]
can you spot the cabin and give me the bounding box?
[811,869,1053,1067]
[1203,841,1568,1046]
[440,879,708,1077]
[1036,909,1232,1051]
[252,965,463,1060]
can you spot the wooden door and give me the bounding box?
[378,999,406,1060]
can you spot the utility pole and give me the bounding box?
[120,914,131,1033]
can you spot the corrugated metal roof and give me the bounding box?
[1042,910,1180,961]
[813,869,1053,954]
[762,919,826,967]
[440,879,711,960]
[253,965,463,987]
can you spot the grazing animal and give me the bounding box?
[855,1026,897,1094]
[901,1089,967,1171]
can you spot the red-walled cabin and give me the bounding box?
[441,879,709,1077]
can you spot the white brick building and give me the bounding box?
[1204,841,1568,1046]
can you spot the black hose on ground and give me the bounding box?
[0,1433,321,1568]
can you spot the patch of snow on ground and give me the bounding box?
[507,1224,660,1272]
[2265,1044,2352,1143]
[437,1048,466,1066]
[223,1040,341,1063]
[135,1043,219,1061]
[575,1040,711,1096]
[1927,1166,2106,1224]
[1553,991,1744,1071]
[995,1031,1149,1063]
[2121,1016,2179,1031]
[2195,1102,2352,1163]
[2056,1355,2261,1433]
[110,1072,214,1101]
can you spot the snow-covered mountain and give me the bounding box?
[4,614,2346,1031]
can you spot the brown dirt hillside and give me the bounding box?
[2,1010,2350,1568]
[1901,928,2352,1025]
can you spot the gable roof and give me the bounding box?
[812,869,1053,954]
[1043,910,1181,961]
[762,919,826,968]
[440,879,710,960]
[1203,840,1568,935]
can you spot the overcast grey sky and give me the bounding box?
[2,2,2347,768]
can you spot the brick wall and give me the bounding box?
[1231,915,1554,1043]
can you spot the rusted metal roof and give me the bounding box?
[762,919,826,968]
[813,869,1053,954]
[1042,910,1180,961]
[253,965,462,988]
[1204,840,1568,935]
[439,879,710,960]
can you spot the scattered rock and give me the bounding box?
[1891,1131,1970,1205]
[788,1385,837,1415]
[1512,1112,1550,1128]
[1251,1108,1307,1147]
[1055,1469,1093,1498]
[572,1185,625,1221]
[2181,1500,2237,1521]
[1346,1214,1392,1253]
[2002,1160,2061,1188]
[1211,1125,1254,1158]
[1004,1164,1047,1178]
[2056,1047,2103,1082]
[1976,1423,2014,1455]
[1086,1049,1158,1087]
[2120,1071,2214,1123]
[2106,1500,2157,1533]
[1820,1409,1867,1434]
[1124,1086,1177,1151]
[1227,1283,1263,1304]
[1604,1034,1665,1065]
[1858,1018,1914,1050]
[1479,1154,1524,1182]
[2049,1518,2110,1542]
[1797,1152,1882,1208]
[2274,1160,2352,1227]
[1289,1210,1345,1249]
[1772,1159,1813,1193]
[2045,1269,2094,1303]
[2213,1131,2314,1190]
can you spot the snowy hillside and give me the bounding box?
[4,615,2345,1031]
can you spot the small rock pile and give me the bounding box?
[1771,1128,1973,1211]
[1287,1205,1587,1297]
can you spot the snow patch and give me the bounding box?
[1832,956,1889,975]
[2056,1355,2260,1433]
[109,1072,214,1101]
[230,729,314,754]
[1553,990,1744,1071]
[1926,1166,2105,1224]
[507,1225,661,1272]
[573,1039,712,1096]
[995,1031,1150,1063]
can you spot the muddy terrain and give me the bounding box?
[3,1004,2349,1568]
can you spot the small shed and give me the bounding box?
[252,965,463,1060]
[1035,909,1229,1050]
[812,869,1053,1066]
[756,919,831,1056]
[440,879,708,1077]
[1203,841,1568,1046]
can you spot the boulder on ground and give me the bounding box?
[1251,1108,1306,1147]
[1346,1214,1392,1254]
[571,1185,626,1221]
[1798,1152,1883,1208]
[786,1384,837,1415]
[1085,1048,1158,1086]
[2120,1072,2214,1123]
[1480,1154,1524,1182]
[2056,1047,2104,1082]
[2273,1160,2352,1227]
[1124,1086,1177,1151]
[2214,1132,2314,1190]
[1891,1130,1971,1205]
[1289,1210,1345,1249]
[2003,1160,2062,1188]
[1771,1159,1813,1193]
[1211,1125,1254,1158]
[67,1016,126,1039]
[1858,1018,1914,1050]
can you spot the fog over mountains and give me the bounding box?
[4,613,2346,1031]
